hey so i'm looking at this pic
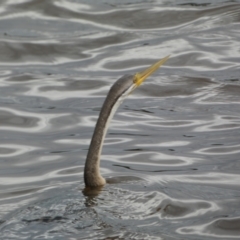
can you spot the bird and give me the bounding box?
[84,55,170,188]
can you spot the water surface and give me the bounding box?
[0,0,240,239]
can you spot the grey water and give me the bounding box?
[0,0,240,239]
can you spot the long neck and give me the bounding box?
[84,91,122,188]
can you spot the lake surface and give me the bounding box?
[0,0,240,239]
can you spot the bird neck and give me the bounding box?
[84,93,122,188]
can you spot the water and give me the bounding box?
[0,0,240,239]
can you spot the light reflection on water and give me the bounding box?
[0,0,240,239]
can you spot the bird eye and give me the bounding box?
[133,73,140,84]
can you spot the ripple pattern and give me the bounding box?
[0,0,240,239]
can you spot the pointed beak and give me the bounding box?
[134,55,170,86]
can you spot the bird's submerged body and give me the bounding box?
[84,56,170,188]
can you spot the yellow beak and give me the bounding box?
[134,55,170,86]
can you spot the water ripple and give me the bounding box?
[0,0,240,239]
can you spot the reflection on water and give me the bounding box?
[0,0,240,239]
